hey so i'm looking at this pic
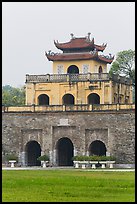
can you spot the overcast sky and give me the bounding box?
[2,2,135,87]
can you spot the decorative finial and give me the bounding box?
[70,33,74,39]
[87,32,91,39]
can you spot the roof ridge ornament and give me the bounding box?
[85,32,91,42]
[87,32,91,40]
[70,33,75,40]
[102,43,107,47]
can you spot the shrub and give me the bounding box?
[72,156,89,161]
[72,155,116,161]
[89,155,100,161]
[37,155,49,161]
[106,156,116,161]
[5,153,18,162]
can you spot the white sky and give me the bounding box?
[2,2,135,87]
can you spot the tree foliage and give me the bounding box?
[2,85,26,106]
[109,49,135,85]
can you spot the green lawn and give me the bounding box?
[2,169,135,202]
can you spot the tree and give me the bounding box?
[2,85,26,106]
[109,49,135,85]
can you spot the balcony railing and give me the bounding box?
[2,103,135,113]
[26,73,110,83]
[26,73,132,85]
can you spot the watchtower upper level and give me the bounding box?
[25,33,133,106]
[45,33,114,75]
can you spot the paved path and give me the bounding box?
[2,167,135,171]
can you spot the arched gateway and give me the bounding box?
[89,140,107,156]
[56,137,74,166]
[25,140,41,166]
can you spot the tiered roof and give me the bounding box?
[46,33,114,64]
[45,51,114,64]
[54,37,107,52]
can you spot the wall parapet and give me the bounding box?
[2,103,135,113]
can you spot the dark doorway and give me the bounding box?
[25,140,41,166]
[89,140,106,156]
[57,137,74,166]
[62,94,75,105]
[38,94,49,105]
[67,65,79,74]
[88,93,100,104]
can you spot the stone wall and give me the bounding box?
[2,110,135,165]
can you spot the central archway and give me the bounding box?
[88,93,100,104]
[67,65,79,74]
[56,137,74,166]
[25,140,41,166]
[62,94,75,105]
[89,140,107,156]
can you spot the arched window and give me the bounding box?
[38,94,49,105]
[89,140,107,156]
[62,94,75,105]
[88,93,100,104]
[99,66,103,73]
[67,65,79,74]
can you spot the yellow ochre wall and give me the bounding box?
[52,60,107,74]
[25,80,132,105]
[26,81,105,105]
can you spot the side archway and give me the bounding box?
[62,94,75,105]
[56,137,74,166]
[67,65,79,74]
[88,93,100,104]
[89,140,107,156]
[38,94,49,105]
[25,140,41,166]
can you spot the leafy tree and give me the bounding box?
[2,85,26,106]
[109,49,135,85]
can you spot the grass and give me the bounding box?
[2,169,135,202]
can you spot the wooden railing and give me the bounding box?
[2,103,135,113]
